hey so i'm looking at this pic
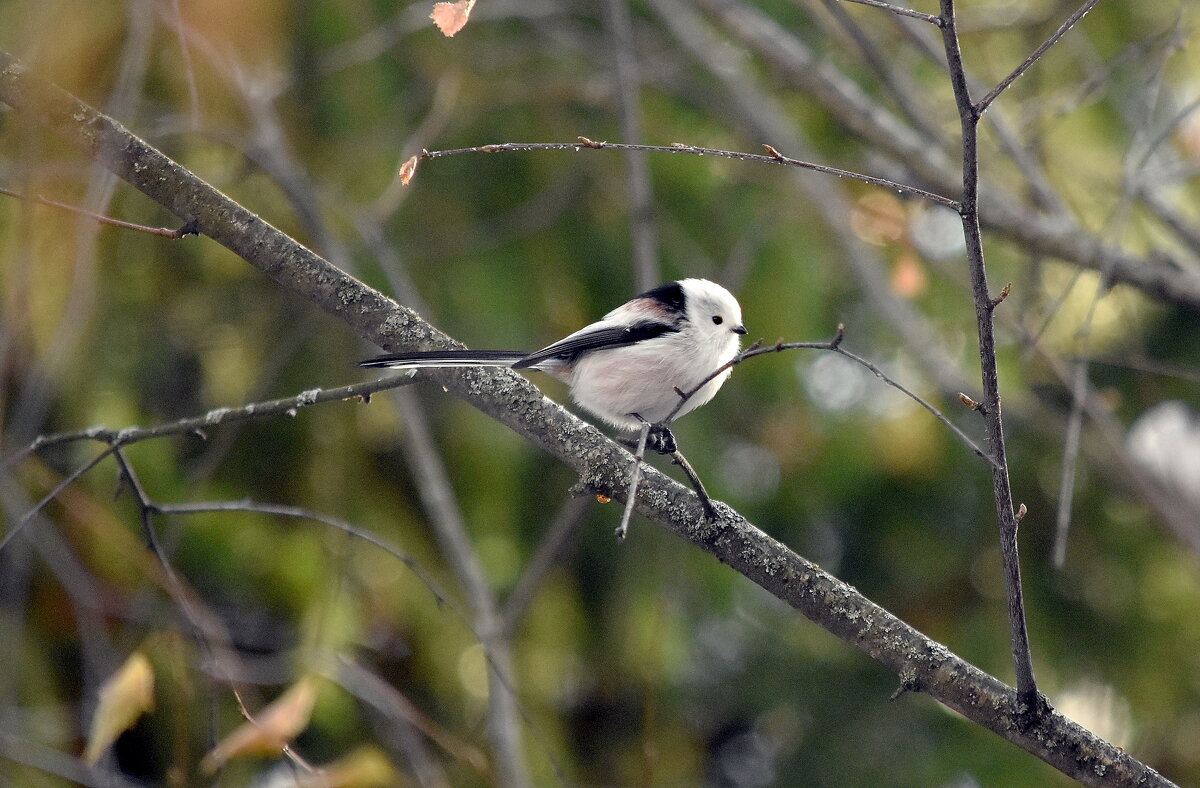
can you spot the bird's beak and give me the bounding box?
[733,325,748,335]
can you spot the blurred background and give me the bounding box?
[2,0,1200,785]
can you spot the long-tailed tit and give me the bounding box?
[359,279,746,450]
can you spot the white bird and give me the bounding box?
[359,278,746,446]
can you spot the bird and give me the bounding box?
[359,278,746,451]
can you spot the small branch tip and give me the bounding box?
[577,136,604,148]
[762,143,785,161]
[1016,503,1027,522]
[989,282,1013,309]
[958,392,981,411]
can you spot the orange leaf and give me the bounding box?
[399,155,419,185]
[84,651,155,764]
[201,676,320,773]
[430,0,476,37]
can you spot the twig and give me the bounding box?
[940,0,1043,713]
[616,421,650,541]
[975,0,1105,115]
[819,0,946,145]
[661,327,998,470]
[160,499,462,614]
[5,375,421,469]
[838,0,943,26]
[0,186,199,238]
[417,139,961,209]
[108,449,266,743]
[1,446,118,556]
[119,491,558,781]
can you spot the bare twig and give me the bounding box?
[661,328,997,470]
[838,0,943,26]
[0,186,199,238]
[616,421,650,541]
[108,449,266,745]
[975,0,1105,115]
[159,499,462,614]
[418,139,961,209]
[2,446,117,555]
[939,0,1042,713]
[5,376,420,469]
[819,0,946,145]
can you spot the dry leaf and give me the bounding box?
[84,651,155,764]
[430,0,476,37]
[201,675,320,773]
[399,155,419,185]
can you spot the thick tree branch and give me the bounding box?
[0,49,1174,788]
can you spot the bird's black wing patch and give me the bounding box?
[512,321,678,368]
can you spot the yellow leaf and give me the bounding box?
[83,651,155,764]
[430,0,476,37]
[201,675,320,773]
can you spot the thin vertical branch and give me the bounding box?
[938,0,1042,712]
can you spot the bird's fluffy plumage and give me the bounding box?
[359,278,746,430]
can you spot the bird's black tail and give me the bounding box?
[358,349,529,369]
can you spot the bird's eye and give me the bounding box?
[712,315,724,325]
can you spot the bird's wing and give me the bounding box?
[513,320,678,369]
